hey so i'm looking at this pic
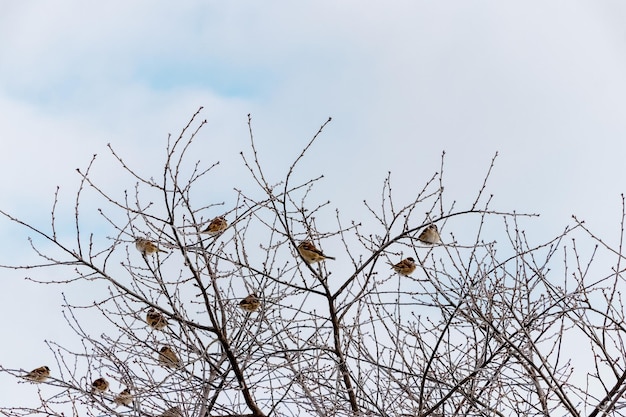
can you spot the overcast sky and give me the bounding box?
[2,0,626,409]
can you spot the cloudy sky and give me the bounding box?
[2,0,626,408]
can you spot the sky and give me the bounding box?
[2,0,626,411]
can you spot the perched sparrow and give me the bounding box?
[298,241,335,264]
[158,346,181,369]
[239,294,261,312]
[201,216,228,235]
[114,388,133,406]
[418,225,440,244]
[160,406,183,417]
[24,366,50,382]
[146,307,168,330]
[135,238,167,255]
[391,257,416,276]
[91,377,109,393]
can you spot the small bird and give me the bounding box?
[201,216,228,235]
[298,241,335,264]
[160,406,183,417]
[418,225,440,244]
[391,257,416,276]
[239,294,261,312]
[146,307,168,330]
[114,388,133,406]
[24,366,50,382]
[135,237,167,255]
[91,377,109,393]
[158,346,181,369]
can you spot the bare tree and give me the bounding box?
[2,108,626,417]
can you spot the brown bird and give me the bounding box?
[146,307,168,330]
[239,294,261,312]
[201,216,228,235]
[158,345,181,369]
[114,388,133,406]
[418,225,440,244]
[91,377,109,393]
[24,366,50,382]
[135,237,167,255]
[298,241,335,264]
[160,406,183,417]
[391,257,416,276]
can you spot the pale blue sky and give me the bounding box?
[2,0,626,409]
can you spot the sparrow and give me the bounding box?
[201,216,228,235]
[135,237,167,255]
[158,345,181,369]
[114,388,133,406]
[418,225,440,244]
[298,241,335,264]
[160,407,183,417]
[91,377,109,393]
[391,257,416,276]
[239,294,261,312]
[146,307,168,330]
[24,366,50,382]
